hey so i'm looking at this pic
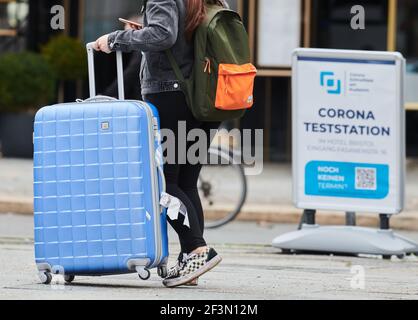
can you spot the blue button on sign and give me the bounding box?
[305,161,389,199]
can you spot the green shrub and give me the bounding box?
[42,35,87,81]
[0,52,56,113]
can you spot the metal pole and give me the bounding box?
[298,209,316,230]
[380,214,391,230]
[346,212,357,226]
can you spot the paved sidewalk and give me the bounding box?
[1,157,418,229]
[1,215,418,300]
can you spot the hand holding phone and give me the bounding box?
[119,18,143,30]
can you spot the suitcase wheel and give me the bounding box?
[157,266,168,279]
[64,275,75,284]
[137,268,151,281]
[39,272,52,285]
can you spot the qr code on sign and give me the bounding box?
[355,167,377,191]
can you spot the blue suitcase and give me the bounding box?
[33,43,169,284]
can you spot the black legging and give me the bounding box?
[144,91,220,254]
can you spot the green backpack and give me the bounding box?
[166,4,257,122]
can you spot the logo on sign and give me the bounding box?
[320,71,342,95]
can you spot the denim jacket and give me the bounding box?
[107,0,192,96]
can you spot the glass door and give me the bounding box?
[396,0,418,110]
[0,0,28,52]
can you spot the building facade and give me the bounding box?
[1,0,417,160]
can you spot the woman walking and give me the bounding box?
[94,0,226,288]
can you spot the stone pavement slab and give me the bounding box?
[0,215,418,300]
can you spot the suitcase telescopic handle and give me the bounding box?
[86,42,125,100]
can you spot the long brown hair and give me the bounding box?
[185,0,223,41]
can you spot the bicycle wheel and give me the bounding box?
[199,148,247,229]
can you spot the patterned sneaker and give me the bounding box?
[166,253,199,286]
[166,252,187,279]
[163,248,222,288]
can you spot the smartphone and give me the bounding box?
[118,18,143,29]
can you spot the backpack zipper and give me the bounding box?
[204,57,211,74]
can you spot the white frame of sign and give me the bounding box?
[292,48,406,215]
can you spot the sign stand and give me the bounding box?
[273,210,418,258]
[273,49,418,258]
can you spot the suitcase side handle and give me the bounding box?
[86,42,125,100]
[155,150,167,214]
